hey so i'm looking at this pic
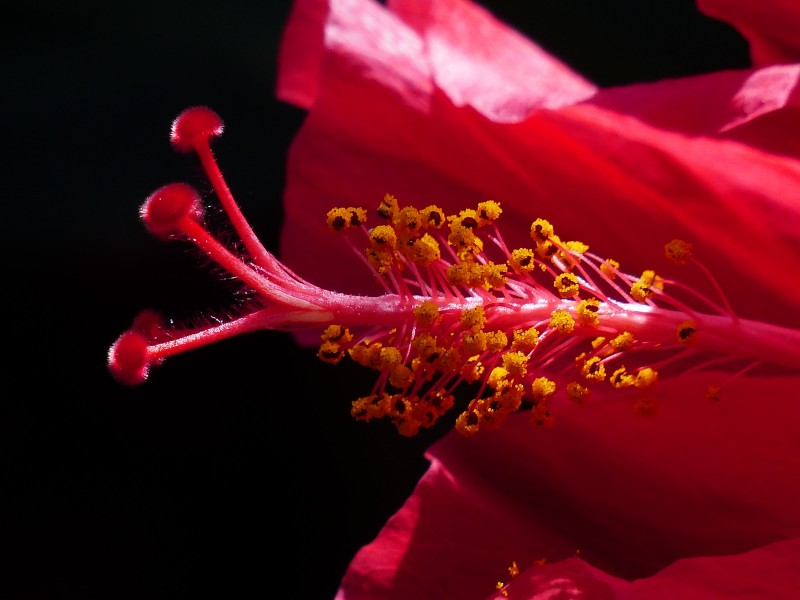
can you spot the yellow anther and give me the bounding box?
[600,258,620,279]
[511,327,540,353]
[414,300,440,328]
[447,226,484,259]
[351,393,391,421]
[321,324,352,344]
[610,366,635,389]
[501,351,528,378]
[478,384,523,426]
[378,346,403,370]
[530,218,554,243]
[455,405,482,437]
[554,272,581,297]
[392,206,421,235]
[476,200,502,225]
[439,347,462,373]
[508,561,520,578]
[486,330,508,352]
[403,233,441,267]
[419,205,445,229]
[487,366,509,389]
[563,240,589,255]
[610,331,635,352]
[676,320,697,344]
[446,261,486,287]
[535,234,561,261]
[483,262,509,289]
[349,341,384,369]
[377,193,400,220]
[317,340,344,364]
[369,224,397,249]
[705,384,722,402]
[635,367,659,389]
[531,377,556,403]
[450,208,480,230]
[566,381,590,404]
[576,298,601,326]
[591,336,606,349]
[633,396,659,417]
[411,333,440,363]
[631,270,664,302]
[460,306,486,332]
[580,356,606,382]
[549,309,575,334]
[461,330,487,355]
[365,247,395,274]
[557,240,589,268]
[509,248,537,273]
[664,239,693,265]
[388,363,415,389]
[461,356,484,383]
[326,206,367,231]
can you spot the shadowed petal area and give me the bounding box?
[699,0,800,67]
[490,538,800,600]
[336,373,800,599]
[591,64,800,152]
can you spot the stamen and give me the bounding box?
[110,107,800,437]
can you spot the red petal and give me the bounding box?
[698,0,800,66]
[336,373,800,599]
[277,0,329,109]
[591,64,800,147]
[388,0,596,121]
[496,538,800,600]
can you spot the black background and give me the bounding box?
[6,2,748,598]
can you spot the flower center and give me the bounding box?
[108,107,800,437]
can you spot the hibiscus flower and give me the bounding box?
[108,0,800,598]
[274,0,800,597]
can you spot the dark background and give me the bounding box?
[6,1,748,598]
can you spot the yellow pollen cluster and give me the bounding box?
[576,298,601,326]
[377,193,400,219]
[631,270,664,302]
[556,240,589,269]
[326,206,368,231]
[446,261,508,290]
[600,258,620,279]
[554,272,581,297]
[509,247,539,273]
[549,309,575,334]
[460,306,486,331]
[317,325,353,364]
[414,300,440,328]
[511,327,540,353]
[350,390,455,437]
[476,200,502,225]
[315,193,709,437]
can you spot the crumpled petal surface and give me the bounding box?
[336,373,800,600]
[698,0,800,67]
[489,538,800,600]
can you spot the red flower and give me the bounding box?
[107,0,800,597]
[273,0,800,598]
